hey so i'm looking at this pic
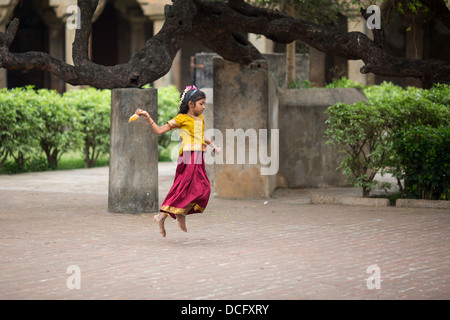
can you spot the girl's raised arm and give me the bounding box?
[135,109,172,135]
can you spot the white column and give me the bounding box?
[347,15,374,85]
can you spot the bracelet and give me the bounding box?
[148,118,154,125]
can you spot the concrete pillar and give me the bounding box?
[213,58,278,199]
[309,46,326,87]
[129,16,148,57]
[347,16,375,85]
[109,88,159,214]
[47,22,66,93]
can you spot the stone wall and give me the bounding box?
[278,88,367,188]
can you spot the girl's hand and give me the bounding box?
[214,146,221,154]
[135,109,149,119]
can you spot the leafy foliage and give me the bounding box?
[64,88,111,168]
[0,85,181,173]
[325,77,364,89]
[157,85,181,161]
[393,125,450,200]
[0,87,41,171]
[34,89,82,169]
[157,85,180,144]
[325,81,450,198]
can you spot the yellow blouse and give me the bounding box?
[167,113,206,154]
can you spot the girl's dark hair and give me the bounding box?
[178,89,206,114]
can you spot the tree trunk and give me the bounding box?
[285,0,296,87]
[362,187,371,198]
[286,42,296,87]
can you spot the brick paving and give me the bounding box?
[0,165,449,300]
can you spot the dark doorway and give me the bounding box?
[7,1,50,89]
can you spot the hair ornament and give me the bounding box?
[178,85,198,112]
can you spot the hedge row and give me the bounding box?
[325,82,450,200]
[0,85,180,173]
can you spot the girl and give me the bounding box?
[135,85,220,237]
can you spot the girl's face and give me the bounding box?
[190,98,206,116]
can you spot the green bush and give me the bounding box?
[325,101,395,197]
[141,84,181,161]
[325,76,364,89]
[287,80,312,89]
[0,85,181,173]
[393,126,450,200]
[325,82,450,198]
[156,85,180,161]
[64,88,111,168]
[0,87,40,171]
[35,89,82,169]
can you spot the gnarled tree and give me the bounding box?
[0,0,449,89]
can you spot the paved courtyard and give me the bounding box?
[0,163,449,300]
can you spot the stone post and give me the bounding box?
[213,58,278,199]
[108,88,159,213]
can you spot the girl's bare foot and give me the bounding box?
[176,214,187,232]
[154,213,167,237]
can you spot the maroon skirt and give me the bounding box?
[160,151,211,219]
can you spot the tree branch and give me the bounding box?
[0,17,19,48]
[73,0,98,66]
[191,0,450,82]
[0,0,196,88]
[0,0,449,88]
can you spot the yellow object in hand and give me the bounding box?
[129,114,139,122]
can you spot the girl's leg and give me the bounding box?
[154,213,167,237]
[176,214,187,233]
[177,203,193,232]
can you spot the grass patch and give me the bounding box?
[57,151,109,170]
